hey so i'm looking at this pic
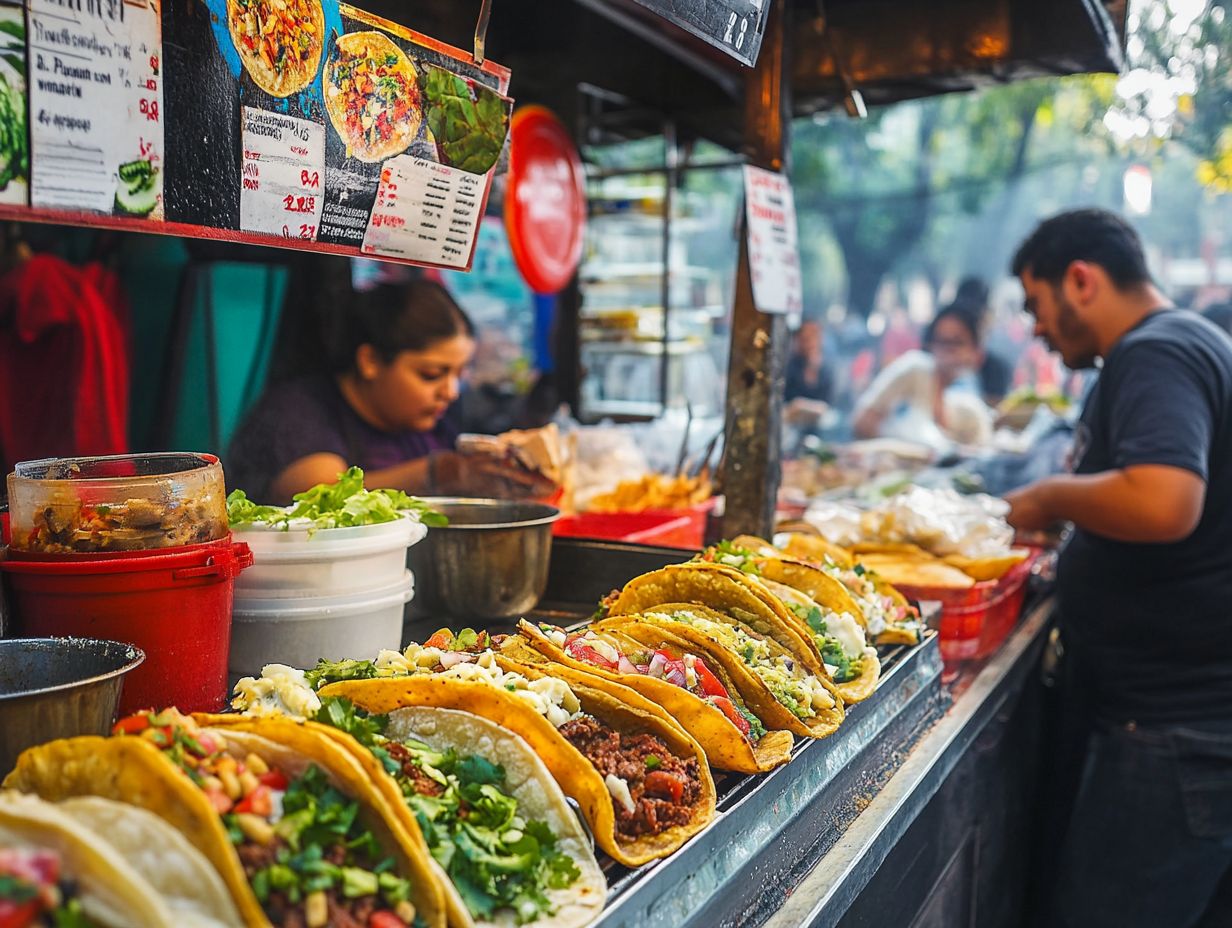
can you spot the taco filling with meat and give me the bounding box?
[325,32,422,162]
[639,608,836,721]
[312,697,583,925]
[535,625,767,746]
[228,0,324,98]
[111,710,419,928]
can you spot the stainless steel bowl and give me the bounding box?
[0,638,145,776]
[408,498,559,624]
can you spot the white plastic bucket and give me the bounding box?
[232,517,427,599]
[228,571,414,680]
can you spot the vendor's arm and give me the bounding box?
[853,352,931,439]
[1005,466,1205,542]
[1006,335,1213,544]
[268,453,433,501]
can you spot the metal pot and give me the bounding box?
[408,498,559,624]
[0,638,145,777]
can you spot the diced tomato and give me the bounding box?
[258,769,289,791]
[194,732,221,757]
[692,657,728,699]
[112,713,151,735]
[642,770,684,803]
[233,784,273,817]
[424,630,454,649]
[0,899,41,928]
[0,848,59,887]
[565,640,617,671]
[203,788,234,815]
[710,696,751,738]
[368,912,408,928]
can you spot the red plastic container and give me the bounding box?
[554,499,715,550]
[893,550,1038,666]
[1,537,252,714]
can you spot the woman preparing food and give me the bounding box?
[227,280,550,503]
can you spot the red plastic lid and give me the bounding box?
[504,106,586,295]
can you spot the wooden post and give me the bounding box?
[721,0,791,538]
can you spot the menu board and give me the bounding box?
[0,0,512,271]
[743,165,801,315]
[27,0,164,217]
[630,0,769,67]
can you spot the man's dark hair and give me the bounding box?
[1011,208,1152,288]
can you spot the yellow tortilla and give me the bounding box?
[508,621,794,774]
[227,0,324,98]
[775,532,856,569]
[324,31,422,162]
[319,670,716,868]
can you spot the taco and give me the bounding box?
[227,0,324,98]
[596,604,845,739]
[773,532,855,569]
[818,560,925,647]
[325,31,423,162]
[4,709,446,928]
[506,621,793,774]
[213,696,606,928]
[304,636,716,867]
[606,561,827,672]
[0,790,242,928]
[697,543,881,703]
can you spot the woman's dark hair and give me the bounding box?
[1012,208,1152,288]
[330,280,474,373]
[923,302,982,350]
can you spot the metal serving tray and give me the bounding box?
[530,539,949,928]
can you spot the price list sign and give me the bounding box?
[630,0,769,67]
[28,0,165,217]
[361,155,484,268]
[744,164,802,315]
[239,107,325,242]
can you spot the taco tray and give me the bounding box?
[527,539,948,928]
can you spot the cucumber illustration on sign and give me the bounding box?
[422,66,510,175]
[0,11,27,199]
[115,158,160,217]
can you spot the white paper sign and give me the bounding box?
[743,165,802,315]
[28,0,164,218]
[361,155,484,269]
[239,107,325,242]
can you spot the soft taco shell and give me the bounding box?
[774,532,855,569]
[856,554,975,589]
[319,671,716,868]
[0,791,198,928]
[756,557,867,621]
[506,623,793,774]
[226,0,324,98]
[324,31,422,162]
[597,606,845,740]
[941,551,1028,582]
[760,578,880,705]
[5,725,447,928]
[609,562,825,673]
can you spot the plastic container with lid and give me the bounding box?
[231,516,427,599]
[7,453,228,554]
[228,571,415,680]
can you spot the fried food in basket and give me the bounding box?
[588,474,712,513]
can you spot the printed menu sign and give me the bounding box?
[743,165,802,315]
[239,107,325,241]
[361,155,483,267]
[28,0,164,218]
[630,0,769,67]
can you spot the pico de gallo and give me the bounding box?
[0,848,95,928]
[112,710,419,928]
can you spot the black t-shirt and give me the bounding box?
[785,356,834,404]
[1056,310,1232,724]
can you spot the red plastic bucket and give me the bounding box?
[1,537,252,714]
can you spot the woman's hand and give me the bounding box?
[428,451,558,499]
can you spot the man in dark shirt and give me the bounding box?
[1005,209,1232,928]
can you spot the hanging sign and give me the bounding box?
[630,0,770,67]
[743,164,801,315]
[0,0,512,271]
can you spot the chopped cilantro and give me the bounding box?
[304,658,379,691]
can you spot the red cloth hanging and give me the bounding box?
[0,254,130,474]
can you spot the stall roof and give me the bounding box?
[361,0,1126,148]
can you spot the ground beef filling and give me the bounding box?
[383,741,446,799]
[558,716,701,839]
[234,837,387,928]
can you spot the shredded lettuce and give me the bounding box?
[227,467,446,532]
